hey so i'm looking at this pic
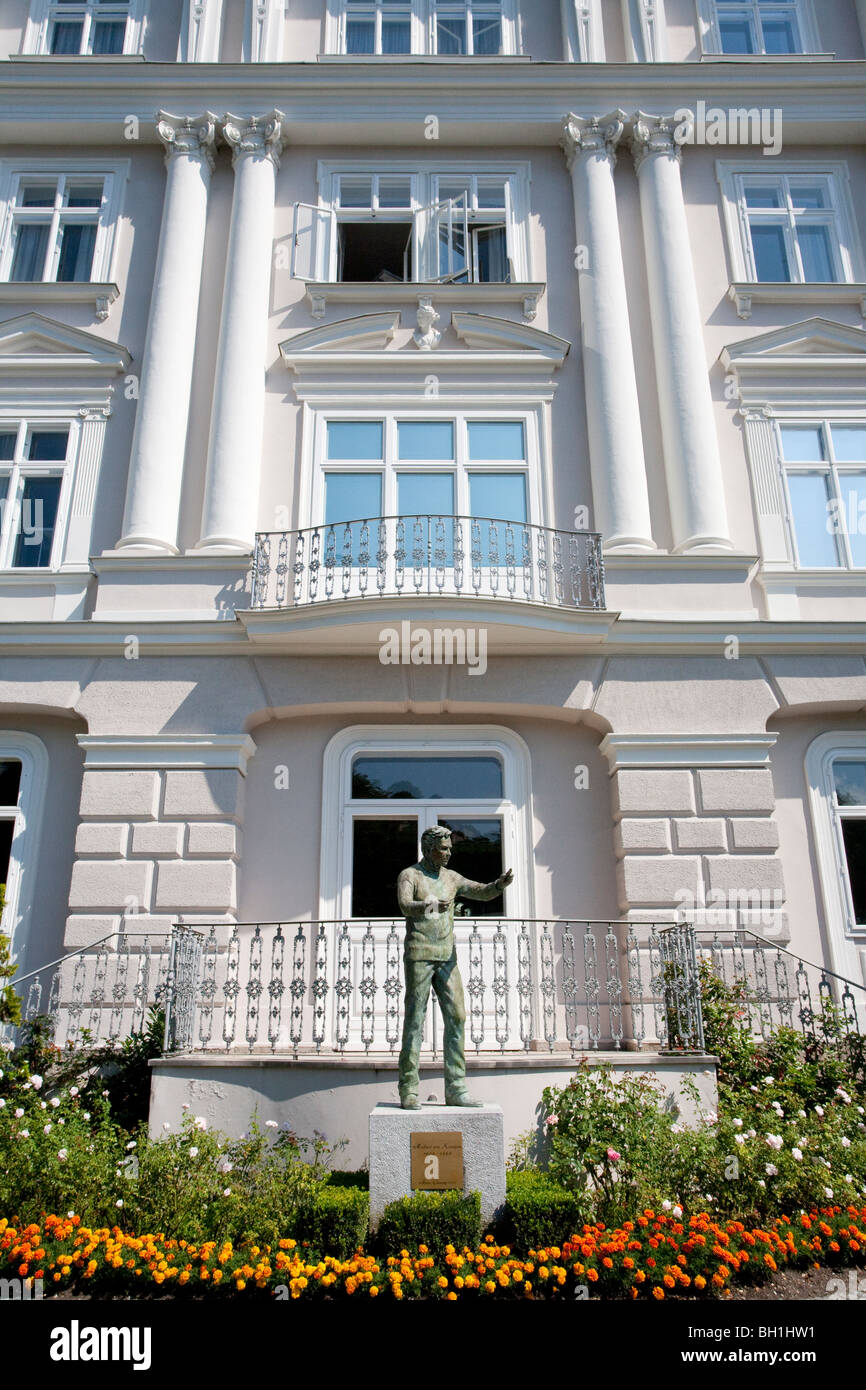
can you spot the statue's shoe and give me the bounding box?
[445,1093,484,1107]
[400,1097,422,1110]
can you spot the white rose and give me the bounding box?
[30,1074,43,1090]
[792,1148,803,1161]
[58,1149,68,1161]
[49,1097,60,1109]
[189,1147,199,1158]
[732,1118,743,1128]
[14,1107,24,1118]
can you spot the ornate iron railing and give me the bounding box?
[160,919,706,1058]
[249,515,606,611]
[1,934,170,1051]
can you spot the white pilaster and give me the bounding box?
[66,409,110,566]
[631,113,732,553]
[117,113,216,555]
[740,409,789,565]
[560,0,604,61]
[244,0,285,61]
[178,0,225,60]
[197,112,283,553]
[563,113,655,551]
[621,0,668,61]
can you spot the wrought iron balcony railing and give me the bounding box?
[249,515,605,611]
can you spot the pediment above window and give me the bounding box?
[451,312,569,361]
[279,312,402,358]
[721,318,866,412]
[0,312,130,375]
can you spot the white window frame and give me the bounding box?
[308,406,544,537]
[696,0,819,55]
[717,162,864,287]
[0,417,79,572]
[0,159,128,286]
[806,733,866,988]
[776,417,866,571]
[22,0,146,55]
[296,160,531,284]
[320,725,534,921]
[0,733,49,965]
[326,0,519,56]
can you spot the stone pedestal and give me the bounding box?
[369,1102,506,1232]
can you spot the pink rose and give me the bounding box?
[546,1113,558,1127]
[607,1148,621,1163]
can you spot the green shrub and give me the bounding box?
[374,1190,481,1255]
[324,1169,370,1190]
[0,922,20,1026]
[296,1186,369,1258]
[503,1170,592,1248]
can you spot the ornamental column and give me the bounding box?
[197,111,283,553]
[117,113,216,553]
[563,112,655,551]
[630,112,732,553]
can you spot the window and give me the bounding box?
[700,0,818,54]
[806,734,866,987]
[330,0,516,56]
[717,164,862,289]
[832,760,866,929]
[0,760,22,928]
[0,735,48,965]
[0,423,72,570]
[779,422,866,570]
[0,163,125,286]
[291,164,528,284]
[24,0,144,55]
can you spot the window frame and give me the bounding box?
[0,733,49,966]
[22,0,146,56]
[0,416,83,574]
[327,0,519,56]
[717,162,864,288]
[304,160,531,285]
[696,0,819,55]
[776,419,866,571]
[806,733,866,989]
[0,158,127,287]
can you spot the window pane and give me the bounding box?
[397,473,455,519]
[719,17,755,53]
[797,224,836,283]
[0,821,14,903]
[744,186,781,209]
[840,820,866,925]
[50,21,84,53]
[786,472,839,567]
[352,818,418,918]
[839,472,866,567]
[66,182,103,208]
[56,222,97,281]
[834,762,866,807]
[353,756,503,799]
[338,175,373,208]
[790,185,826,210]
[324,472,382,523]
[381,18,411,52]
[19,182,57,207]
[91,19,125,53]
[476,180,507,209]
[439,818,503,914]
[761,17,797,53]
[398,421,454,460]
[469,473,527,523]
[0,760,21,807]
[750,223,791,281]
[780,426,824,462]
[377,176,412,208]
[467,421,525,460]
[0,433,16,461]
[27,430,69,461]
[346,19,375,53]
[9,224,50,281]
[12,476,61,568]
[831,427,866,463]
[472,16,501,53]
[437,17,465,53]
[475,224,508,282]
[326,420,383,460]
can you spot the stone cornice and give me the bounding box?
[156,109,218,170]
[222,109,284,167]
[600,734,778,771]
[561,110,627,170]
[77,733,257,773]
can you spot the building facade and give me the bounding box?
[0,1,865,1139]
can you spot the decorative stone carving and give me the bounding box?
[222,110,284,168]
[156,110,218,171]
[414,296,442,351]
[630,110,683,173]
[561,110,626,170]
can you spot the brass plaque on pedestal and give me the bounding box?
[410,1132,464,1191]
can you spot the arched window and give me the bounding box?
[806,733,866,986]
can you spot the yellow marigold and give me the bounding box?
[447,1292,457,1301]
[485,1280,496,1294]
[653,1287,665,1300]
[694,1275,706,1290]
[437,1276,448,1288]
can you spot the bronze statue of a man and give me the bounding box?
[396,825,513,1110]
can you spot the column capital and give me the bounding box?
[156,111,218,171]
[562,110,627,170]
[630,111,684,174]
[222,110,285,169]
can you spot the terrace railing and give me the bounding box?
[249,515,606,612]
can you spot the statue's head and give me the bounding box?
[421,825,452,867]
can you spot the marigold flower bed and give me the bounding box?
[2,1206,865,1300]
